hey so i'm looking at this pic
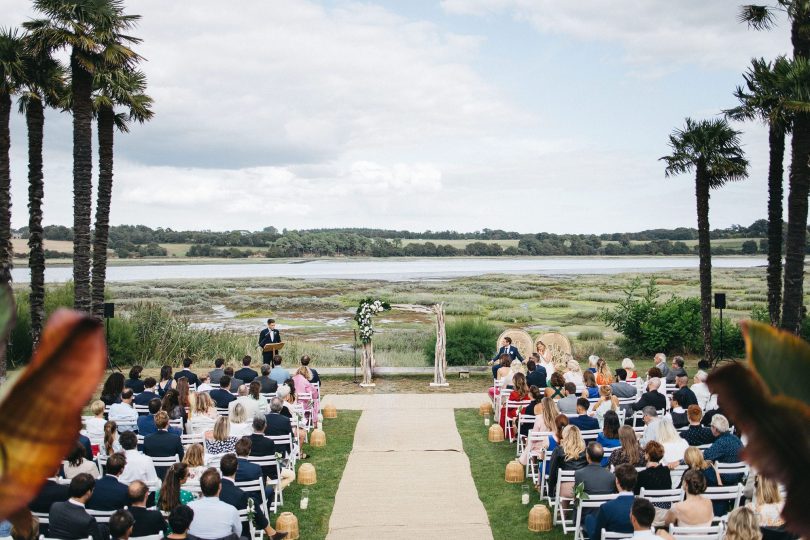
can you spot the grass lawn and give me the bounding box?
[456,409,567,540]
[276,410,361,539]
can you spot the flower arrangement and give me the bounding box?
[355,298,390,343]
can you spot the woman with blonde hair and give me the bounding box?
[564,359,584,386]
[664,469,713,527]
[292,365,319,419]
[228,403,252,437]
[592,385,620,427]
[518,397,560,466]
[595,357,613,385]
[536,341,553,378]
[657,416,689,465]
[181,443,207,481]
[675,446,720,488]
[547,424,587,498]
[621,358,638,381]
[746,476,784,527]
[725,507,762,540]
[188,392,218,434]
[204,416,238,455]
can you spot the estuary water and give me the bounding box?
[9,256,766,283]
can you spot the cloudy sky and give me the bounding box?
[2,0,793,234]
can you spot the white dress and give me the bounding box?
[662,438,689,465]
[564,371,584,386]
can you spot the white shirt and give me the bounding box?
[229,396,263,420]
[196,382,213,393]
[85,417,106,440]
[188,496,241,538]
[662,438,689,465]
[633,529,657,540]
[229,421,252,438]
[564,371,584,386]
[108,402,139,431]
[691,382,712,410]
[118,449,159,486]
[639,418,660,447]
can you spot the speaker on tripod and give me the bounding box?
[713,293,726,369]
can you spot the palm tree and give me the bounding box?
[91,67,153,318]
[18,39,66,347]
[24,0,141,313]
[741,3,810,333]
[725,57,794,327]
[661,118,749,362]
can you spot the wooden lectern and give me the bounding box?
[263,342,285,355]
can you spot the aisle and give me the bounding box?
[324,393,493,540]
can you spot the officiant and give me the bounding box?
[259,318,282,363]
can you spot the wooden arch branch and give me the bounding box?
[391,303,447,387]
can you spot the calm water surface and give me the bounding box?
[10,257,766,283]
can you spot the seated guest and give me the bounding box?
[48,473,102,540]
[210,375,237,409]
[255,363,279,394]
[564,359,584,386]
[585,464,637,540]
[124,366,145,394]
[99,420,122,457]
[609,426,646,469]
[100,372,125,406]
[519,386,545,437]
[85,400,107,441]
[667,395,689,429]
[156,463,194,512]
[592,386,620,427]
[657,417,689,465]
[703,414,744,484]
[188,392,218,434]
[127,481,166,537]
[500,372,530,430]
[665,469,713,527]
[165,505,194,540]
[535,341,554,378]
[228,403,253,438]
[300,355,320,385]
[64,442,100,479]
[666,356,687,384]
[639,407,662,447]
[588,355,599,373]
[544,372,567,402]
[746,476,784,527]
[209,358,226,385]
[677,447,720,489]
[630,498,659,540]
[157,365,176,398]
[264,397,294,456]
[5,509,37,540]
[217,454,288,540]
[269,356,291,386]
[205,416,239,455]
[654,353,669,380]
[574,442,616,496]
[491,354,511,384]
[680,405,715,446]
[556,382,579,414]
[631,378,666,414]
[223,366,244,392]
[724,507,763,540]
[77,434,93,464]
[87,452,128,510]
[161,388,186,424]
[108,510,134,540]
[691,371,713,411]
[234,437,262,481]
[138,398,182,437]
[672,373,698,408]
[29,476,69,536]
[182,443,208,481]
[174,357,200,387]
[582,371,600,399]
[611,368,637,399]
[292,366,319,419]
[597,411,621,465]
[595,358,614,386]
[144,411,185,479]
[133,378,159,406]
[526,359,547,389]
[196,374,213,393]
[235,355,259,384]
[187,469,242,540]
[621,358,638,381]
[634,442,671,504]
[569,398,600,431]
[108,389,139,433]
[118,431,158,486]
[548,425,587,498]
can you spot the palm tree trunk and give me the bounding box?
[71,50,93,313]
[781,112,810,334]
[695,164,714,362]
[0,91,11,383]
[26,99,45,347]
[766,124,785,327]
[92,105,114,319]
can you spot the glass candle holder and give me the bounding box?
[521,484,530,505]
[484,416,491,426]
[300,488,310,510]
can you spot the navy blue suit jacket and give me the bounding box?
[174,369,200,387]
[569,414,600,432]
[219,478,268,535]
[263,413,293,455]
[133,390,159,406]
[210,388,237,409]
[235,458,263,483]
[87,475,129,510]
[492,345,523,363]
[585,493,635,540]
[527,367,547,388]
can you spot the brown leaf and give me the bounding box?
[0,309,107,521]
[708,362,810,537]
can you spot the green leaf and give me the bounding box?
[744,320,810,407]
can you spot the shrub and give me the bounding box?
[423,318,500,366]
[578,329,604,341]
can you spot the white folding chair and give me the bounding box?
[245,455,284,509]
[639,487,685,510]
[523,430,552,481]
[714,462,750,483]
[130,535,164,540]
[704,484,744,513]
[95,454,108,476]
[234,478,271,517]
[266,434,298,466]
[552,469,577,532]
[216,407,230,417]
[134,404,149,415]
[668,524,723,540]
[150,454,180,471]
[503,399,531,442]
[670,465,689,489]
[602,531,633,540]
[86,509,116,523]
[580,429,601,442]
[574,493,620,540]
[204,453,226,468]
[180,433,204,446]
[537,449,554,503]
[516,413,536,456]
[168,418,184,432]
[236,507,261,540]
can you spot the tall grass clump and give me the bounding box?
[578,329,604,341]
[423,317,500,366]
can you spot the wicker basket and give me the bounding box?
[479,402,493,416]
[310,428,326,447]
[298,463,317,485]
[322,403,337,418]
[497,329,534,363]
[528,504,552,532]
[505,460,525,483]
[488,424,504,442]
[275,512,300,539]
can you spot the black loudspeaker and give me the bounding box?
[714,293,726,310]
[103,302,115,318]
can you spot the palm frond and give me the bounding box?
[740,4,778,29]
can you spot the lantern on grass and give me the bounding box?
[298,463,317,485]
[479,402,493,416]
[488,423,504,442]
[505,460,524,483]
[323,404,337,418]
[310,428,326,447]
[528,504,552,532]
[275,512,299,539]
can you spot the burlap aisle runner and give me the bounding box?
[325,393,493,540]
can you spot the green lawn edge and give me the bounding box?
[276,410,361,539]
[455,409,568,540]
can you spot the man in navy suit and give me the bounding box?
[569,398,600,431]
[143,412,184,479]
[259,319,282,364]
[133,378,159,406]
[492,336,523,363]
[210,376,237,409]
[585,464,637,540]
[235,356,259,384]
[49,474,103,540]
[87,453,129,510]
[30,477,70,535]
[138,399,182,437]
[174,358,200,387]
[218,454,287,540]
[264,398,294,456]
